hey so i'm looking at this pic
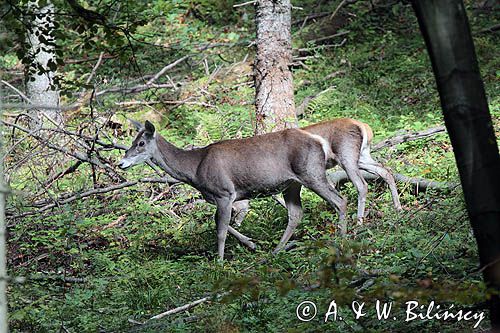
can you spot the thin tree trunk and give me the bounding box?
[411,0,500,328]
[0,88,9,333]
[25,0,61,125]
[254,0,297,134]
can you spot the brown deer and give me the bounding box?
[119,119,401,260]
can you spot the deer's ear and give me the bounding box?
[144,120,155,137]
[129,119,143,132]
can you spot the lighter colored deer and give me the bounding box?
[119,119,401,260]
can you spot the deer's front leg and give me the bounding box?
[215,197,234,260]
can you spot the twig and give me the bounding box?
[330,0,349,19]
[37,125,128,150]
[296,39,347,54]
[44,161,83,188]
[296,86,335,116]
[115,100,162,106]
[4,274,86,284]
[146,55,190,86]
[1,80,31,103]
[324,70,346,80]
[292,11,330,26]
[30,274,87,284]
[308,30,350,44]
[233,0,256,8]
[64,54,116,64]
[412,232,449,275]
[85,51,105,85]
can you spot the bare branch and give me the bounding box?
[146,55,190,86]
[9,178,171,220]
[233,1,256,8]
[1,120,124,181]
[85,51,105,85]
[372,126,446,151]
[1,80,31,103]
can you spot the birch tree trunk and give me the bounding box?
[254,0,297,134]
[411,0,500,328]
[25,0,61,126]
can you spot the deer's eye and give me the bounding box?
[138,141,145,147]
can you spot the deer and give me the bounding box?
[118,119,401,260]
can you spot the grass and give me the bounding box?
[6,1,499,332]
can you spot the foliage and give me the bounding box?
[3,0,499,332]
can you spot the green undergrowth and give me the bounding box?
[9,187,482,332]
[6,0,499,332]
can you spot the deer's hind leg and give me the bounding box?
[358,149,402,211]
[273,182,303,254]
[227,225,256,250]
[232,200,250,227]
[336,145,369,224]
[300,170,348,234]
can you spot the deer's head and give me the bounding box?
[118,120,157,170]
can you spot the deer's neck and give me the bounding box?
[153,135,200,184]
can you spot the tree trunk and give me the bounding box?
[411,0,500,328]
[0,90,8,333]
[254,0,297,134]
[25,0,61,126]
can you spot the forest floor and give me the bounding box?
[4,1,500,332]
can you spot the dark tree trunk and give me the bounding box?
[254,0,297,134]
[411,0,500,328]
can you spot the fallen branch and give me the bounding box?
[95,83,179,97]
[8,178,171,220]
[148,291,230,321]
[0,274,85,284]
[1,120,124,182]
[328,170,459,190]
[372,126,446,151]
[295,39,347,54]
[478,23,500,34]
